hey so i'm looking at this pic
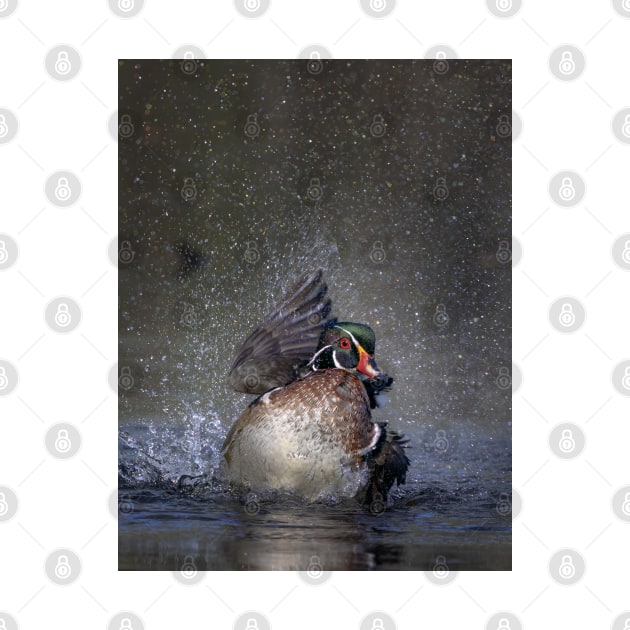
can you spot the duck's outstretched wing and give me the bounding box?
[357,426,410,507]
[227,270,332,394]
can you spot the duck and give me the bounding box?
[222,271,409,507]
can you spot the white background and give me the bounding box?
[1,1,629,629]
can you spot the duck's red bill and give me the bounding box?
[357,345,381,379]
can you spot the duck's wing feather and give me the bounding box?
[357,426,410,507]
[227,270,332,394]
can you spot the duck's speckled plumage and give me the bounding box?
[222,270,409,504]
[223,369,381,498]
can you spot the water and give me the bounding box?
[118,59,512,571]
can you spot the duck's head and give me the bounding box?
[309,321,382,379]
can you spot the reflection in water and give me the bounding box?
[118,59,512,570]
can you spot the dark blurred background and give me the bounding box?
[118,59,512,570]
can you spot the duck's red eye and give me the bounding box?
[339,338,351,350]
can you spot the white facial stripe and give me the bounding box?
[332,349,345,369]
[308,343,333,368]
[334,325,360,349]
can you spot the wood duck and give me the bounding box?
[222,271,409,506]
